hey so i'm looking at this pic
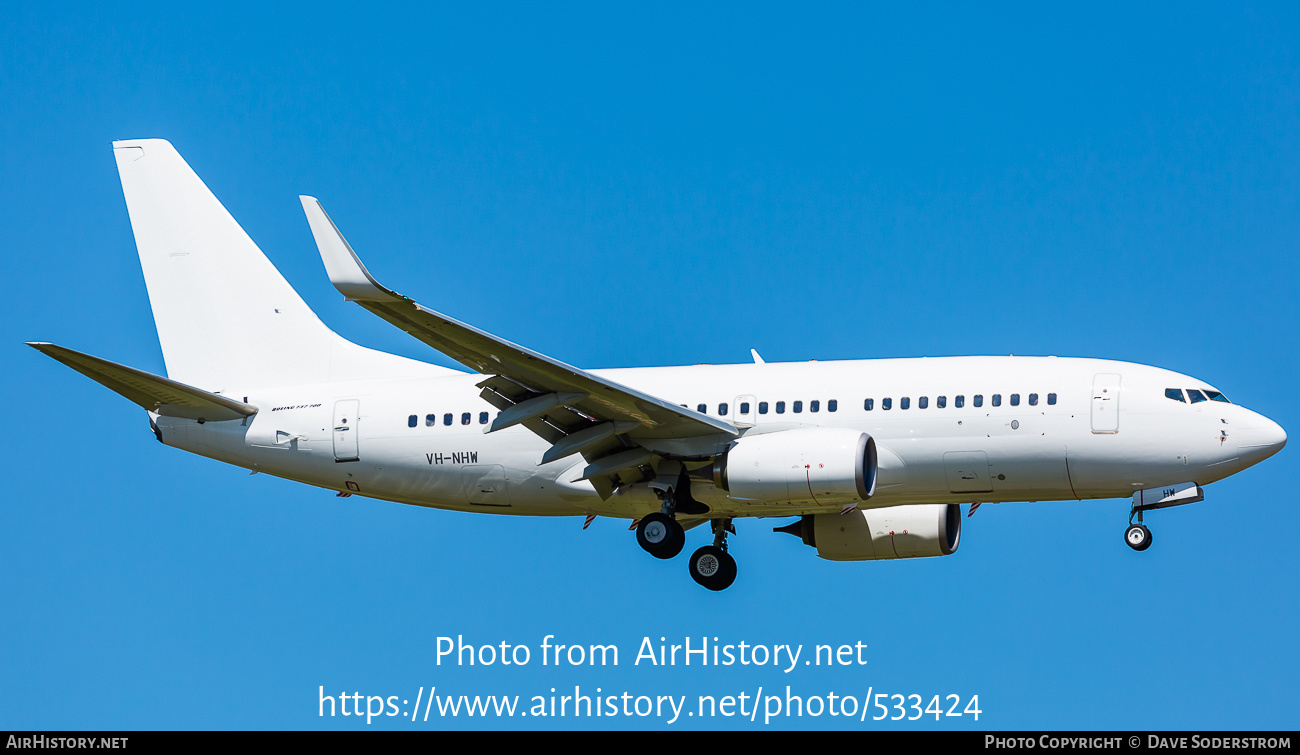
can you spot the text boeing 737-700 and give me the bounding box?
[29,139,1287,590]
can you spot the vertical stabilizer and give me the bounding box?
[112,139,444,390]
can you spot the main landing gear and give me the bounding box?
[688,519,737,591]
[1125,507,1153,552]
[635,469,737,590]
[634,512,739,591]
[636,472,689,559]
[636,511,685,559]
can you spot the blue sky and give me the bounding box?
[2,2,1297,730]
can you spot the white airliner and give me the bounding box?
[31,139,1287,591]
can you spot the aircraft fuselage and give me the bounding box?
[158,355,1284,520]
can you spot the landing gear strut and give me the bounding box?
[688,519,737,591]
[637,479,685,559]
[1125,507,1153,552]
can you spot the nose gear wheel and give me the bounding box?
[1125,523,1152,551]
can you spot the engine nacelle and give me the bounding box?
[776,504,962,561]
[714,428,877,505]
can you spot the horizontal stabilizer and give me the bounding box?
[28,343,257,422]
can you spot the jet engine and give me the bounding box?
[710,428,877,505]
[775,503,962,561]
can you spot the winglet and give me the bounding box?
[299,196,401,303]
[750,348,765,364]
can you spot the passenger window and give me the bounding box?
[1029,393,1038,406]
[759,401,769,414]
[461,412,471,425]
[955,395,965,408]
[1048,393,1057,405]
[697,404,707,414]
[1186,389,1207,404]
[408,415,418,428]
[810,400,820,413]
[900,397,910,410]
[918,396,928,409]
[937,395,946,408]
[479,412,489,424]
[426,414,436,427]
[1010,393,1020,406]
[973,395,983,407]
[1165,388,1186,403]
[718,403,729,416]
[992,394,1002,407]
[443,413,453,426]
[740,402,750,415]
[828,400,837,412]
[883,398,892,410]
[776,401,786,414]
[1205,390,1230,403]
[864,398,873,411]
[793,401,803,413]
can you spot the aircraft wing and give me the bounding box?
[300,197,738,497]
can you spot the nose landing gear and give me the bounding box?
[1125,507,1153,551]
[1124,483,1204,552]
[1125,522,1153,551]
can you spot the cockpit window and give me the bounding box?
[1165,388,1185,403]
[1204,390,1230,403]
[1186,389,1207,404]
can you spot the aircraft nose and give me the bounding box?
[1237,414,1287,467]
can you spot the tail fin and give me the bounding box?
[112,139,447,390]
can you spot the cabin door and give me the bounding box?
[333,399,360,462]
[1090,374,1122,434]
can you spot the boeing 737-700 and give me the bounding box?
[29,139,1287,590]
